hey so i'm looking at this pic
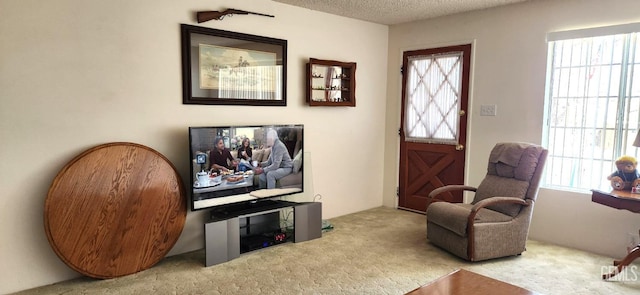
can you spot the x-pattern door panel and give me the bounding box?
[406,146,452,194]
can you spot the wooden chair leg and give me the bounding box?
[603,244,640,280]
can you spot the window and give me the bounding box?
[405,52,463,144]
[543,24,640,191]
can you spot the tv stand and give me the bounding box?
[204,200,321,266]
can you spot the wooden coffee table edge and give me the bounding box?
[405,268,542,295]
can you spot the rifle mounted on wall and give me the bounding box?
[197,8,275,23]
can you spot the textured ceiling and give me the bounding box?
[272,0,530,25]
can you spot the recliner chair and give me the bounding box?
[425,142,548,261]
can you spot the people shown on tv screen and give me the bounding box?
[210,136,238,172]
[238,138,252,160]
[236,138,253,172]
[254,129,293,189]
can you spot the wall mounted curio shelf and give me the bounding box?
[306,58,356,107]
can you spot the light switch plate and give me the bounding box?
[480,104,497,116]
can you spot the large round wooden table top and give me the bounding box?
[44,142,186,279]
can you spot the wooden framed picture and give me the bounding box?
[181,24,287,106]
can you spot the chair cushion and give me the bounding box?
[427,203,470,236]
[251,148,271,163]
[488,143,543,182]
[427,203,513,236]
[262,148,271,162]
[472,175,529,217]
[292,149,303,173]
[252,149,264,162]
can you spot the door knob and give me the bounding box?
[456,144,464,151]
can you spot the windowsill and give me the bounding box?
[538,186,592,196]
[540,183,611,195]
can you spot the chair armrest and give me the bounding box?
[429,185,477,198]
[426,185,477,211]
[470,196,529,213]
[467,197,530,232]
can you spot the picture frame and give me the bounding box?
[180,24,287,106]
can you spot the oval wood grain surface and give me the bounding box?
[44,142,186,279]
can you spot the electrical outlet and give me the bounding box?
[480,104,497,116]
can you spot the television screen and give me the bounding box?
[189,124,304,211]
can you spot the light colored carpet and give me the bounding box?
[17,207,640,294]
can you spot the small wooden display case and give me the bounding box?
[306,58,356,107]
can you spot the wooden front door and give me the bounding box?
[398,44,471,213]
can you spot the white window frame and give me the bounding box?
[543,23,640,192]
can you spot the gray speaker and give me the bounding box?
[205,217,240,267]
[294,202,322,242]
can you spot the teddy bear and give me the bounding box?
[608,155,640,191]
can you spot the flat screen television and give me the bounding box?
[189,124,304,211]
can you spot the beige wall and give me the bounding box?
[384,0,640,260]
[0,0,388,293]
